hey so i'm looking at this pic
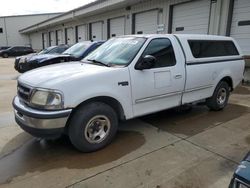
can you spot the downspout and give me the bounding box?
[3,17,8,46]
[28,33,32,47]
[226,0,235,36]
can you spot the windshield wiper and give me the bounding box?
[87,59,110,67]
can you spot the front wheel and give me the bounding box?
[206,81,230,111]
[2,53,8,58]
[68,102,118,152]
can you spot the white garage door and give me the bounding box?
[109,17,125,37]
[91,22,103,41]
[230,0,250,55]
[49,31,56,46]
[42,33,48,48]
[56,30,63,45]
[172,0,210,34]
[135,10,158,34]
[77,25,87,42]
[66,27,75,45]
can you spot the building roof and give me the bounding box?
[0,12,62,19]
[19,0,140,34]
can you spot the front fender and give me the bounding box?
[67,91,133,120]
[57,67,133,119]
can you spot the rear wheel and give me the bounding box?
[68,102,118,152]
[206,81,230,111]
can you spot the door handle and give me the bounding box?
[174,75,182,79]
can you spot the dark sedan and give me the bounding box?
[15,45,69,71]
[229,152,250,188]
[15,41,104,73]
[0,46,34,58]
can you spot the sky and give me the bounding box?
[0,0,95,16]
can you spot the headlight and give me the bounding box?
[19,58,26,63]
[30,89,63,110]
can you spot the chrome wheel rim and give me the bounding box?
[84,115,111,144]
[217,88,227,105]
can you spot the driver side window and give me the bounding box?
[142,38,176,68]
[11,47,18,51]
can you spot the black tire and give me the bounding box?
[206,81,230,111]
[68,102,118,152]
[3,53,8,58]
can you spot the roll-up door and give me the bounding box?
[109,16,125,38]
[56,30,63,45]
[77,25,88,42]
[172,0,210,34]
[65,27,74,45]
[49,31,56,46]
[134,10,158,34]
[42,33,48,49]
[90,21,103,41]
[230,0,250,55]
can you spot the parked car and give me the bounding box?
[0,46,34,58]
[15,45,69,72]
[15,41,104,73]
[13,34,245,152]
[229,152,250,188]
[0,46,11,50]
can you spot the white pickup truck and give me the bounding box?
[13,34,245,152]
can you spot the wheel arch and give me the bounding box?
[220,76,233,91]
[66,96,126,131]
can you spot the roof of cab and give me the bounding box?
[175,34,234,41]
[117,34,234,41]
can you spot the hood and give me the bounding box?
[18,61,112,87]
[235,160,250,183]
[29,54,70,62]
[244,152,250,162]
[17,53,37,60]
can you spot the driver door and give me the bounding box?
[129,37,185,117]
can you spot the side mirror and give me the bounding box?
[135,55,156,70]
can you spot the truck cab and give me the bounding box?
[13,34,245,152]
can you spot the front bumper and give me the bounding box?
[13,96,72,138]
[16,62,32,73]
[18,63,29,72]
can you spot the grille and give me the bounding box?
[17,83,32,103]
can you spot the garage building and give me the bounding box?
[0,13,61,47]
[19,0,250,57]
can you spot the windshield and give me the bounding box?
[63,42,91,58]
[84,37,146,66]
[49,46,67,54]
[38,46,55,55]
